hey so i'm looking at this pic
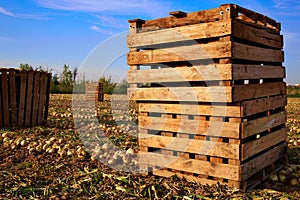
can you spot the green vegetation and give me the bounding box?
[287,85,300,98]
[18,63,128,94]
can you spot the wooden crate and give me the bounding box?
[127,4,287,191]
[85,83,104,101]
[0,68,51,127]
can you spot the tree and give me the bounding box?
[99,76,117,94]
[58,64,73,93]
[19,63,33,71]
[114,79,129,94]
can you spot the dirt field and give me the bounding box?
[0,94,299,199]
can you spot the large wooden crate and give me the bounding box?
[127,4,287,191]
[0,68,51,127]
[86,83,104,101]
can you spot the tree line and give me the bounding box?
[19,63,129,94]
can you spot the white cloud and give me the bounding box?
[273,0,300,9]
[90,25,113,35]
[35,0,171,17]
[0,6,16,17]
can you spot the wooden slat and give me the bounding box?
[232,65,285,80]
[127,41,232,65]
[241,95,287,117]
[139,152,240,180]
[25,71,34,127]
[32,72,41,125]
[1,69,9,127]
[37,73,47,125]
[139,116,240,138]
[139,102,241,117]
[242,128,287,160]
[233,82,286,102]
[232,20,283,49]
[18,70,27,127]
[44,73,51,121]
[9,69,17,127]
[128,20,232,48]
[241,142,286,180]
[232,42,284,63]
[129,87,232,102]
[128,64,233,83]
[139,4,235,32]
[0,72,2,127]
[139,134,239,159]
[242,111,286,138]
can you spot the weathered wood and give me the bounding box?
[128,20,232,48]
[232,42,284,63]
[241,95,287,117]
[25,71,34,127]
[140,4,235,32]
[242,111,286,138]
[169,11,187,18]
[44,73,51,122]
[232,65,285,80]
[242,128,286,160]
[9,69,17,127]
[233,82,286,102]
[139,102,241,117]
[139,134,239,159]
[241,142,286,180]
[128,64,285,84]
[139,116,240,138]
[129,87,232,102]
[18,71,27,126]
[1,69,9,127]
[139,152,240,180]
[0,73,2,127]
[128,64,233,83]
[127,41,232,65]
[232,20,283,49]
[32,72,41,126]
[37,73,47,125]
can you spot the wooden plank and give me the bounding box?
[129,87,232,102]
[25,71,34,127]
[44,73,51,122]
[139,102,241,118]
[232,42,284,63]
[31,72,40,126]
[241,95,287,117]
[233,82,286,102]
[128,20,232,48]
[242,128,287,160]
[139,152,240,180]
[139,4,235,32]
[128,64,233,83]
[127,41,232,65]
[0,71,2,127]
[232,20,283,49]
[37,73,47,125]
[138,116,240,138]
[18,70,27,127]
[232,65,285,80]
[242,111,287,138]
[9,69,17,127]
[1,69,9,127]
[139,134,239,159]
[241,142,286,181]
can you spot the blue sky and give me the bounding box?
[0,0,299,83]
